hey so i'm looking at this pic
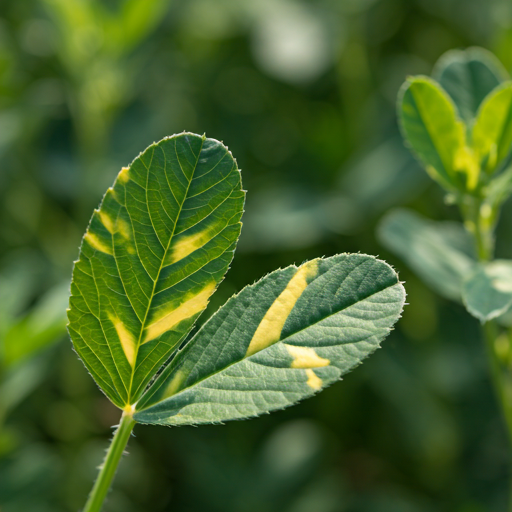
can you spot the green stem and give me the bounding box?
[464,195,512,508]
[465,196,493,262]
[83,411,136,512]
[482,322,512,445]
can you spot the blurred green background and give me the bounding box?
[1,0,512,510]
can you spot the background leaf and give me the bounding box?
[462,260,512,322]
[2,282,68,367]
[432,46,508,123]
[398,77,471,190]
[378,209,476,301]
[472,82,512,173]
[67,133,245,409]
[134,254,405,426]
[485,164,512,211]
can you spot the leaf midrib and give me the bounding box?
[126,136,205,404]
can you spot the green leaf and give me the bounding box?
[398,76,477,191]
[462,260,512,322]
[134,254,405,426]
[433,46,508,123]
[472,82,512,173]
[2,283,68,367]
[484,164,512,211]
[0,352,53,416]
[377,209,476,301]
[67,133,245,409]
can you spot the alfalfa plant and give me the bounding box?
[68,132,405,511]
[379,46,512,479]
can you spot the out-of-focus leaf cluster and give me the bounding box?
[386,48,512,323]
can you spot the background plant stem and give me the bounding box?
[466,197,512,509]
[83,411,136,512]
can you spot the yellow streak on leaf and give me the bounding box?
[108,313,136,367]
[98,210,114,234]
[117,218,132,240]
[143,282,217,343]
[84,232,113,255]
[305,369,322,390]
[246,260,319,357]
[170,228,213,263]
[118,166,130,183]
[113,218,135,254]
[285,344,330,368]
[163,369,187,398]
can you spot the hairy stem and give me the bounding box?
[83,411,136,512]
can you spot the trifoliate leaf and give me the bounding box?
[462,260,512,322]
[433,46,508,123]
[134,254,405,425]
[67,133,245,408]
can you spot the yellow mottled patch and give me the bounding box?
[84,232,113,255]
[113,218,135,254]
[107,186,122,203]
[98,210,114,234]
[285,344,330,368]
[246,260,319,357]
[170,228,213,263]
[118,166,130,183]
[117,218,132,240]
[163,369,187,398]
[108,313,136,367]
[305,369,322,390]
[143,282,216,343]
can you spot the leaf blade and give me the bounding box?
[462,260,512,322]
[472,82,512,173]
[134,254,405,425]
[398,76,476,190]
[67,133,245,408]
[378,208,476,301]
[433,46,508,123]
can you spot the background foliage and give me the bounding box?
[1,0,512,510]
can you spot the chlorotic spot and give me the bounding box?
[108,313,136,367]
[98,210,114,234]
[116,218,132,241]
[246,260,319,357]
[170,228,214,263]
[305,369,322,390]
[285,344,329,368]
[118,166,130,183]
[143,282,217,343]
[163,369,187,398]
[84,232,113,255]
